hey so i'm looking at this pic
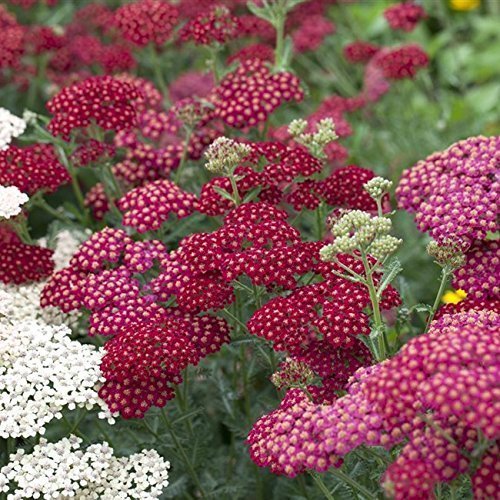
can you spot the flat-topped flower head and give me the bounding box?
[375,45,429,80]
[0,186,28,219]
[396,135,499,245]
[0,108,25,150]
[179,5,240,46]
[117,179,197,233]
[0,319,114,438]
[47,75,140,139]
[384,2,426,32]
[0,435,170,498]
[210,58,303,128]
[343,41,380,64]
[114,0,178,47]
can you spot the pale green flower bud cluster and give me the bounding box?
[427,240,466,270]
[288,118,338,159]
[320,209,402,262]
[204,137,252,175]
[364,176,393,200]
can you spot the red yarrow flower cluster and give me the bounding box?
[396,135,499,246]
[374,45,429,80]
[343,41,380,64]
[179,5,240,46]
[210,59,303,129]
[117,179,197,233]
[383,2,426,32]
[0,143,70,195]
[114,0,179,47]
[47,75,140,139]
[98,313,230,418]
[292,15,335,53]
[0,5,25,69]
[0,227,54,285]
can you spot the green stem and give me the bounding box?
[160,409,207,498]
[149,45,170,106]
[229,175,241,206]
[274,9,286,71]
[329,467,377,500]
[425,266,452,333]
[361,251,388,361]
[174,127,194,184]
[315,202,325,240]
[310,473,335,500]
[34,197,73,225]
[55,144,89,224]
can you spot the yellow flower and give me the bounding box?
[450,0,480,10]
[441,289,467,304]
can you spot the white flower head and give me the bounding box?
[0,436,170,499]
[0,319,116,439]
[0,108,26,151]
[0,185,29,219]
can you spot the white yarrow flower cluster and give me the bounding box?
[0,435,170,499]
[0,282,81,327]
[0,185,29,219]
[0,108,26,151]
[0,320,116,438]
[39,227,91,270]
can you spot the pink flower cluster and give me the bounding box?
[248,308,500,498]
[114,0,179,47]
[396,135,499,246]
[383,2,426,32]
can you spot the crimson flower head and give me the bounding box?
[0,5,25,69]
[292,16,335,53]
[0,144,70,195]
[179,5,240,46]
[47,76,140,139]
[117,179,197,233]
[343,40,380,64]
[384,2,426,32]
[114,0,179,47]
[375,45,429,80]
[99,314,230,418]
[0,227,54,285]
[210,59,304,128]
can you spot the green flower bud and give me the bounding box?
[364,176,393,199]
[368,235,402,261]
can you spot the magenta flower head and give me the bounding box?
[343,40,380,64]
[210,59,304,129]
[114,0,179,47]
[117,179,197,233]
[179,5,240,46]
[384,2,426,32]
[0,144,70,195]
[374,45,429,80]
[397,135,499,246]
[47,75,140,139]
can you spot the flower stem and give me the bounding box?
[361,251,388,361]
[149,44,170,107]
[425,266,452,333]
[309,472,335,500]
[174,127,193,185]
